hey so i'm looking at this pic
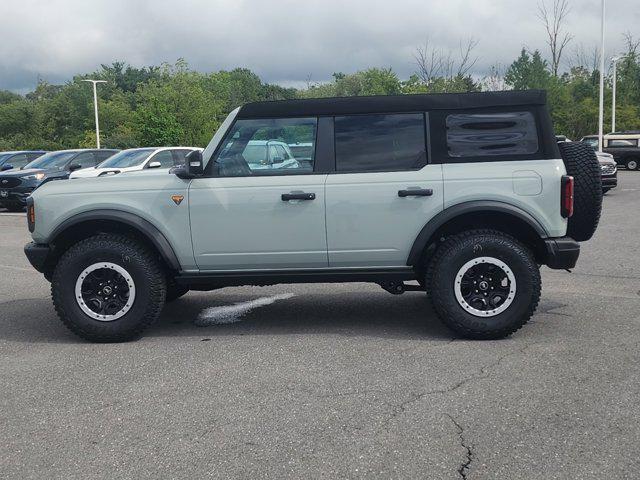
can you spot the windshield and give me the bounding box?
[98,149,155,168]
[0,154,12,165]
[24,151,76,170]
[582,138,598,148]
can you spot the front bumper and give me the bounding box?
[0,184,37,206]
[24,242,51,273]
[544,237,580,270]
[601,174,618,188]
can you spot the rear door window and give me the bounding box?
[445,112,539,158]
[7,153,29,169]
[95,150,117,163]
[150,151,175,168]
[334,113,427,172]
[171,149,190,165]
[72,152,98,169]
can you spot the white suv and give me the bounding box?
[69,147,202,178]
[24,90,603,342]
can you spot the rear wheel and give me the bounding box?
[52,233,166,342]
[626,158,639,171]
[425,230,541,339]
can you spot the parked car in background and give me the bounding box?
[0,149,118,211]
[0,151,46,171]
[581,132,640,170]
[69,147,201,178]
[597,152,618,193]
[239,140,302,171]
[287,142,314,169]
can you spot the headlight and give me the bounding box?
[23,173,46,181]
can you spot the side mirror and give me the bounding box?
[1,164,13,171]
[68,164,82,172]
[147,161,162,169]
[171,150,204,179]
[272,156,284,164]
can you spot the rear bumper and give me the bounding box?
[543,237,580,270]
[24,242,51,273]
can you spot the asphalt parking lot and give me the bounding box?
[1,173,639,479]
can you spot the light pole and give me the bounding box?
[597,0,606,152]
[82,79,107,148]
[611,56,622,133]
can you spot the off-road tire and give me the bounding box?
[425,229,541,340]
[52,233,166,342]
[558,142,602,242]
[166,283,189,302]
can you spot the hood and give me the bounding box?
[596,152,616,165]
[0,168,46,178]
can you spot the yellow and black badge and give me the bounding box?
[171,195,184,206]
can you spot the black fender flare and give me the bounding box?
[49,209,181,271]
[406,201,548,266]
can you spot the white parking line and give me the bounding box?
[195,293,295,326]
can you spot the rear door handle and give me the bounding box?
[398,188,433,197]
[281,192,316,201]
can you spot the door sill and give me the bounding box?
[176,267,417,290]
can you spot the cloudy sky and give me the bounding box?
[1,0,638,92]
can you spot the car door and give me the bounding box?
[189,116,328,271]
[325,113,444,267]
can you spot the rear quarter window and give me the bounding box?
[446,111,539,158]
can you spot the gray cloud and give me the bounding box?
[0,0,638,92]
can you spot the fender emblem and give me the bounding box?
[171,195,184,206]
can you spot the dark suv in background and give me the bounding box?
[0,151,46,171]
[0,149,118,211]
[581,132,640,170]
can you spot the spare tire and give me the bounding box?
[558,142,602,242]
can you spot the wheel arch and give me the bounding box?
[48,210,181,273]
[407,201,548,267]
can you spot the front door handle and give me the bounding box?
[398,188,433,197]
[281,192,316,201]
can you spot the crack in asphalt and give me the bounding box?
[380,343,539,429]
[446,414,472,480]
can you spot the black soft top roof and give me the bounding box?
[238,90,547,119]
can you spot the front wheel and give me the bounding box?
[425,230,541,339]
[52,234,166,342]
[625,158,639,171]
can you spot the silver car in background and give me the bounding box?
[70,147,202,178]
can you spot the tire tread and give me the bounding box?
[52,233,166,342]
